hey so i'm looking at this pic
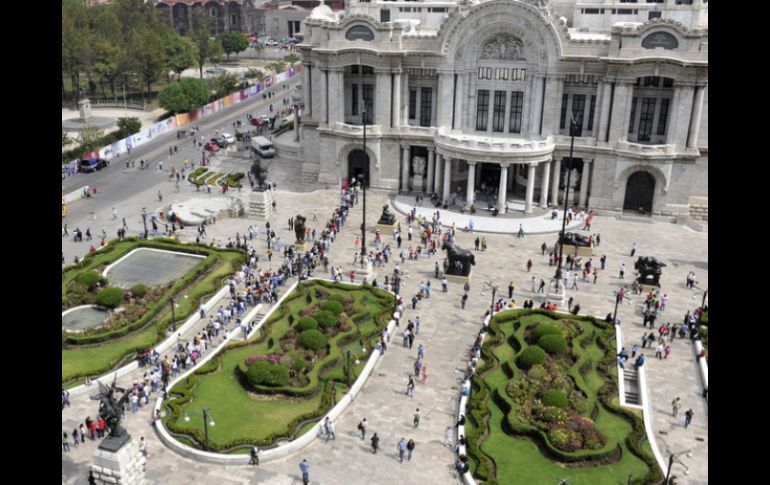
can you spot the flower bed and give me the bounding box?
[466,310,660,485]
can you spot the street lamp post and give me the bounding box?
[554,112,578,283]
[697,289,708,325]
[664,449,692,484]
[360,110,367,258]
[612,291,621,325]
[345,348,352,386]
[169,296,176,331]
[184,408,216,451]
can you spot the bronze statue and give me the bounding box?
[294,214,307,243]
[249,159,268,191]
[378,204,396,225]
[558,232,591,248]
[634,256,666,287]
[442,240,475,277]
[90,376,131,438]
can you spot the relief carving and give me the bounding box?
[480,34,526,61]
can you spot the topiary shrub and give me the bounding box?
[538,334,568,354]
[130,284,148,299]
[246,361,289,387]
[77,271,103,290]
[299,329,327,350]
[542,389,569,408]
[314,310,337,329]
[527,364,547,381]
[296,316,319,331]
[96,287,124,309]
[517,345,546,369]
[321,300,343,316]
[532,323,563,341]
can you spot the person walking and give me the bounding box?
[413,358,422,377]
[417,344,425,360]
[672,397,682,417]
[299,458,310,485]
[358,418,367,440]
[537,279,546,293]
[531,276,536,293]
[250,445,260,465]
[571,273,579,290]
[541,242,548,255]
[414,409,421,428]
[422,363,428,385]
[461,294,468,309]
[526,259,533,272]
[370,432,380,454]
[323,417,336,441]
[407,376,416,397]
[406,438,416,461]
[397,437,407,463]
[684,409,694,429]
[630,242,637,257]
[600,254,607,270]
[508,281,514,299]
[619,263,625,279]
[631,343,639,358]
[63,432,70,452]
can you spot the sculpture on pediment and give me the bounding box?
[480,34,525,61]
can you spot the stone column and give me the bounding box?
[551,158,561,206]
[320,68,328,124]
[498,164,509,213]
[434,153,443,195]
[525,163,536,213]
[529,74,545,135]
[375,70,390,127]
[578,160,591,208]
[333,69,345,124]
[687,84,706,149]
[392,70,402,128]
[293,107,300,142]
[426,149,435,193]
[597,80,613,142]
[436,71,453,130]
[401,146,410,191]
[327,70,339,125]
[453,72,464,131]
[442,156,452,203]
[541,75,563,136]
[302,63,312,118]
[665,87,681,145]
[401,70,410,125]
[466,161,476,206]
[607,80,633,144]
[673,84,695,148]
[540,159,551,207]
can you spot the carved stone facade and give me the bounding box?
[297,0,708,217]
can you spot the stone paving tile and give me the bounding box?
[62,187,708,485]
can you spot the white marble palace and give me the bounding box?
[293,0,707,216]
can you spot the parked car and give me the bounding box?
[79,157,109,173]
[212,135,228,147]
[265,39,279,47]
[221,133,236,145]
[204,141,220,152]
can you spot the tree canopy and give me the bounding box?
[158,78,210,114]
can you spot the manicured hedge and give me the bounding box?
[130,284,148,299]
[299,329,327,350]
[296,316,318,331]
[321,300,343,316]
[538,334,568,354]
[246,361,289,387]
[314,310,337,329]
[96,287,124,308]
[541,389,568,408]
[77,271,103,290]
[532,322,562,340]
[516,345,546,369]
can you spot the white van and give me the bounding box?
[251,136,275,158]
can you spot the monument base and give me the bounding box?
[557,243,594,257]
[377,222,397,233]
[639,284,659,294]
[445,271,472,284]
[91,435,146,485]
[412,177,424,192]
[547,278,566,305]
[354,259,375,284]
[248,189,274,219]
[294,241,310,252]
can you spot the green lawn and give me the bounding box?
[62,239,242,385]
[163,281,393,451]
[469,310,657,485]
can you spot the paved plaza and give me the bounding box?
[62,183,708,485]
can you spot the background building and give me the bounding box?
[295,0,708,218]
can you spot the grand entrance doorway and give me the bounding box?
[623,171,655,214]
[348,149,370,187]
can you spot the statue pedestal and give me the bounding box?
[294,241,310,252]
[91,435,146,485]
[445,272,471,284]
[78,97,93,123]
[547,278,566,305]
[557,243,594,257]
[377,221,397,233]
[412,176,424,192]
[639,283,659,294]
[248,189,273,219]
[354,258,375,284]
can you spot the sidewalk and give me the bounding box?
[391,194,586,234]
